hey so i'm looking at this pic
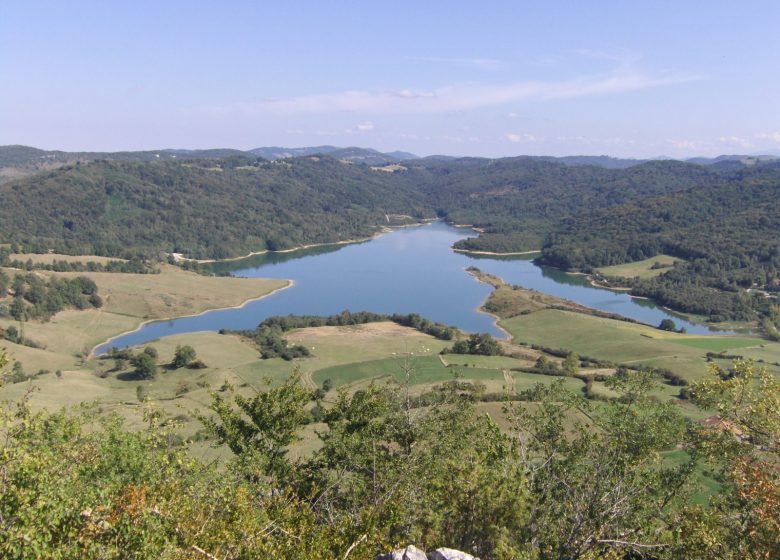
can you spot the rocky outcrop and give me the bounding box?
[375,545,428,560]
[375,546,478,560]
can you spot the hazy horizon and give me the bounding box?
[3,1,780,158]
[6,141,780,162]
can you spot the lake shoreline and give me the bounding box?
[89,279,295,357]
[171,221,436,264]
[93,222,744,353]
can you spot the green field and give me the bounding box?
[313,355,502,388]
[0,324,458,438]
[444,354,535,369]
[666,336,765,351]
[663,449,722,506]
[500,308,780,382]
[597,254,679,279]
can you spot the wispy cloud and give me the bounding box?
[201,71,698,117]
[719,135,751,149]
[757,131,780,143]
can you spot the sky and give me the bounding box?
[2,0,780,158]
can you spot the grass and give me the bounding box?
[444,354,535,369]
[312,355,504,388]
[597,255,680,280]
[61,264,288,321]
[0,324,457,441]
[287,323,450,370]
[0,264,288,370]
[499,309,778,382]
[663,449,722,506]
[665,336,766,351]
[507,370,584,393]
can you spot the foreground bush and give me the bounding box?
[1,348,778,559]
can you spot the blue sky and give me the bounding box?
[2,0,779,157]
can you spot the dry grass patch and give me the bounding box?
[57,264,288,320]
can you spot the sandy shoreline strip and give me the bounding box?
[452,248,541,257]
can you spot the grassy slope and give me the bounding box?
[501,309,759,381]
[0,264,288,370]
[596,254,679,279]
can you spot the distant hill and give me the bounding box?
[533,155,650,169]
[0,144,248,167]
[0,145,250,183]
[685,154,779,166]
[248,145,418,164]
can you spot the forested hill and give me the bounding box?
[4,150,780,264]
[423,158,722,252]
[0,157,430,259]
[540,168,780,321]
[0,145,418,183]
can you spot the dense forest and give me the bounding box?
[0,157,430,259]
[0,153,733,259]
[421,158,721,252]
[3,148,780,321]
[540,167,780,322]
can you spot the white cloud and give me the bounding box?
[756,131,780,143]
[507,112,521,119]
[195,71,698,117]
[666,138,699,150]
[506,132,536,143]
[719,135,751,149]
[356,121,374,131]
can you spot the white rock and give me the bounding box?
[428,548,479,560]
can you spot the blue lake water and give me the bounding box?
[95,221,731,353]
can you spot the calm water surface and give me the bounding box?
[95,222,730,353]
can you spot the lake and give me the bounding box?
[95,221,731,353]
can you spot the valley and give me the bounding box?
[0,144,778,560]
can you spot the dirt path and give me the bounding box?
[300,369,317,390]
[621,355,678,364]
[502,368,515,388]
[438,354,449,367]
